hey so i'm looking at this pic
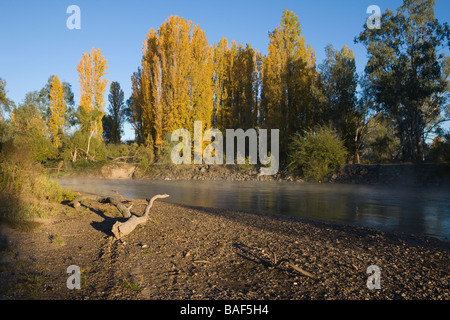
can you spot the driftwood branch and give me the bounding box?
[71,148,77,162]
[270,252,318,279]
[56,160,64,178]
[77,147,95,162]
[45,160,64,178]
[111,194,169,239]
[285,261,318,279]
[70,194,132,218]
[86,123,96,158]
[70,193,169,239]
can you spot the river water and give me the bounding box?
[58,178,450,241]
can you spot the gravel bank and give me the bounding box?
[0,200,448,300]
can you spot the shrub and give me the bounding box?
[135,144,155,172]
[234,156,256,174]
[362,114,400,163]
[287,127,348,181]
[155,133,176,166]
[0,140,77,225]
[104,143,131,160]
[428,132,450,163]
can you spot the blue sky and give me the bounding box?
[0,0,449,140]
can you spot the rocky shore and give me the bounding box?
[330,163,450,186]
[69,162,450,186]
[0,199,448,300]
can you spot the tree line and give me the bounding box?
[1,1,449,170]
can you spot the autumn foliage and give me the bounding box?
[77,47,108,138]
[49,76,66,149]
[1,4,448,173]
[129,11,322,159]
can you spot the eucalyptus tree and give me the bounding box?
[355,0,450,161]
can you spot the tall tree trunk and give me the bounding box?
[353,149,360,165]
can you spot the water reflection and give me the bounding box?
[58,178,450,241]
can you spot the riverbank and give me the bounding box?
[59,162,450,186]
[0,198,448,300]
[331,163,450,186]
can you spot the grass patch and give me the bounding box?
[119,276,142,292]
[80,266,91,286]
[0,217,42,233]
[15,263,48,297]
[49,234,65,246]
[17,270,48,296]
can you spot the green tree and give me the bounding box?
[355,0,450,161]
[352,75,376,164]
[102,114,113,144]
[0,78,14,141]
[428,130,450,162]
[362,113,401,163]
[9,92,53,161]
[106,81,126,144]
[128,69,147,145]
[0,78,14,117]
[319,44,360,162]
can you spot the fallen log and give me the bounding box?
[111,194,169,239]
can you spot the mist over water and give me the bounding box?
[58,178,450,241]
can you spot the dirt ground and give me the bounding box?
[0,197,448,300]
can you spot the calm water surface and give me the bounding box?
[58,178,450,241]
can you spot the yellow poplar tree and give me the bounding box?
[261,9,317,155]
[143,28,163,149]
[213,38,261,131]
[77,47,108,138]
[189,23,215,131]
[213,37,233,130]
[134,15,215,155]
[48,75,66,149]
[233,43,261,129]
[159,16,192,133]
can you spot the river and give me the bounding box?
[58,178,450,241]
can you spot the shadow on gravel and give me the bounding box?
[77,203,124,237]
[233,242,272,268]
[172,203,450,252]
